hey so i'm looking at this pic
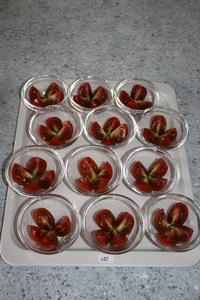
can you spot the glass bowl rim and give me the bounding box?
[68,76,114,113]
[64,144,123,196]
[123,146,180,196]
[5,145,64,197]
[142,193,200,252]
[81,193,145,254]
[21,74,68,111]
[15,193,81,254]
[27,104,83,149]
[84,104,138,148]
[136,106,189,149]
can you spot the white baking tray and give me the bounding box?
[1,82,199,266]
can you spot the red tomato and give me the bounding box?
[174,226,193,243]
[57,121,73,140]
[39,125,54,142]
[12,163,32,186]
[45,117,63,132]
[159,128,177,147]
[92,86,108,105]
[48,136,65,146]
[130,84,147,100]
[115,212,134,235]
[149,177,167,191]
[98,161,113,179]
[91,122,106,140]
[75,177,91,193]
[148,158,168,178]
[143,128,159,145]
[127,99,141,109]
[77,82,92,99]
[167,202,188,226]
[26,157,47,178]
[119,90,131,105]
[36,231,58,251]
[27,225,45,242]
[92,177,111,193]
[111,234,128,249]
[32,208,55,230]
[78,157,99,178]
[131,161,148,181]
[94,209,116,231]
[150,115,167,135]
[156,228,178,247]
[45,82,60,97]
[135,181,152,193]
[152,208,169,233]
[24,181,41,193]
[135,100,152,110]
[55,216,71,236]
[39,170,56,189]
[29,86,42,102]
[103,117,120,133]
[110,124,129,144]
[94,230,112,246]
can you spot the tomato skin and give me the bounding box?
[148,158,168,178]
[55,216,71,236]
[78,157,99,178]
[92,86,108,105]
[119,90,130,105]
[12,163,32,186]
[152,209,169,233]
[115,212,134,235]
[36,231,58,251]
[150,115,167,135]
[32,208,55,230]
[26,157,47,178]
[45,117,63,132]
[131,161,148,181]
[130,84,147,100]
[167,202,188,226]
[94,209,115,231]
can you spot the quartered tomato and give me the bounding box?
[39,125,54,142]
[92,86,108,105]
[12,163,32,186]
[45,117,63,132]
[39,170,56,189]
[29,86,42,102]
[119,90,131,105]
[57,121,73,140]
[135,181,152,193]
[148,158,168,178]
[150,115,167,135]
[110,234,128,249]
[130,84,147,100]
[152,209,169,233]
[98,161,113,178]
[94,230,112,246]
[159,128,177,147]
[131,161,148,181]
[174,226,193,243]
[103,117,120,133]
[115,212,134,235]
[143,128,158,145]
[78,157,99,178]
[36,231,58,251]
[27,225,45,242]
[156,227,178,247]
[26,157,47,178]
[94,209,115,231]
[149,177,167,191]
[167,202,188,226]
[32,208,55,230]
[77,82,93,99]
[91,122,106,140]
[55,216,71,236]
[24,181,41,193]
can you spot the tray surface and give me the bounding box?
[1,81,199,266]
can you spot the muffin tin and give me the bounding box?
[1,80,199,266]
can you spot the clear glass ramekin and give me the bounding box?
[142,193,200,251]
[65,145,122,196]
[114,78,159,115]
[15,194,80,254]
[81,194,144,254]
[68,77,113,113]
[84,105,137,148]
[21,74,68,111]
[123,146,180,196]
[28,105,83,149]
[5,145,64,196]
[137,106,189,149]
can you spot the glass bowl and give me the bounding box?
[137,106,189,149]
[21,74,68,111]
[123,146,180,196]
[65,145,122,196]
[68,77,113,113]
[84,105,137,148]
[28,105,83,149]
[142,193,200,251]
[81,194,144,254]
[15,194,80,254]
[5,145,64,197]
[114,78,159,115]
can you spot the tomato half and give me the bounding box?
[78,157,99,178]
[167,202,188,226]
[150,115,167,135]
[32,208,55,230]
[152,208,169,233]
[26,157,47,178]
[55,216,71,236]
[115,212,134,235]
[148,158,168,178]
[94,209,115,231]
